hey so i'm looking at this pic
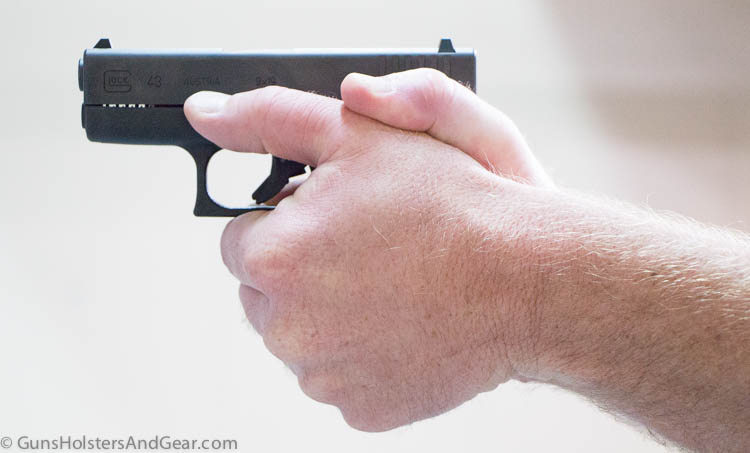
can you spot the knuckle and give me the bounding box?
[240,243,287,290]
[292,163,345,202]
[414,68,450,98]
[340,406,396,433]
[417,66,449,85]
[257,85,290,113]
[410,67,445,84]
[240,243,269,277]
[256,86,338,158]
[219,224,237,271]
[262,322,297,361]
[220,213,281,285]
[238,223,296,290]
[262,298,328,364]
[293,98,342,161]
[298,369,341,404]
[253,85,288,108]
[262,312,311,363]
[220,218,248,277]
[239,86,290,140]
[425,69,456,113]
[229,86,284,121]
[402,68,456,128]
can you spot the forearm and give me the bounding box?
[483,183,750,452]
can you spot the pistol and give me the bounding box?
[78,38,477,217]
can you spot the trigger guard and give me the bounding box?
[186,144,275,217]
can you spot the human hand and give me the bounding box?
[183,70,548,431]
[336,69,750,453]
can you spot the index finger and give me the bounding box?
[184,86,347,167]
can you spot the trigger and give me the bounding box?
[252,156,307,204]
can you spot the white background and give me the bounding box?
[1,1,749,452]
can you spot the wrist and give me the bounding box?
[470,183,631,384]
[460,176,559,383]
[494,187,627,386]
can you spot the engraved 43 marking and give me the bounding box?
[148,75,162,88]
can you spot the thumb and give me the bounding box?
[184,87,346,168]
[341,69,552,187]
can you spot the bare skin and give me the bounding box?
[184,69,750,452]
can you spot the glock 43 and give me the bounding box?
[78,38,477,217]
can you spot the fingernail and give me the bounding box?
[351,73,394,94]
[187,91,229,114]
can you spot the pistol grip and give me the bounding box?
[185,144,274,217]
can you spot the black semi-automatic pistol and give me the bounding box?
[78,38,477,217]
